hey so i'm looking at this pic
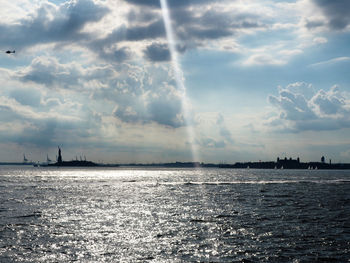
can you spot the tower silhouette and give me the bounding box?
[57,147,62,163]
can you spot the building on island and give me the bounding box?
[48,147,98,167]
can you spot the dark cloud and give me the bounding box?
[199,9,261,29]
[125,20,166,41]
[88,20,165,63]
[0,0,132,64]
[94,19,164,47]
[97,46,130,63]
[0,0,264,65]
[183,26,232,40]
[127,9,159,24]
[120,0,264,54]
[0,0,109,50]
[312,0,350,30]
[63,0,108,31]
[123,0,216,8]
[0,0,264,64]
[173,9,263,41]
[144,43,170,61]
[305,19,325,29]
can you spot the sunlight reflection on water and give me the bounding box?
[1,167,350,262]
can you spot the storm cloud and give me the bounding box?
[144,43,171,61]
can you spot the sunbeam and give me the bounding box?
[160,0,200,163]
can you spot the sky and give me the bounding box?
[0,0,350,163]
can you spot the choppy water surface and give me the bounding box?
[0,167,349,262]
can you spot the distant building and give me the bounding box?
[49,147,98,167]
[57,147,62,163]
[276,156,300,169]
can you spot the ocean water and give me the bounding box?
[0,167,349,262]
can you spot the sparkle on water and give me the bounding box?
[1,166,350,262]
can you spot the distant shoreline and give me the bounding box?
[2,161,349,169]
[1,160,350,170]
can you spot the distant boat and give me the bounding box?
[274,166,277,169]
[281,166,284,169]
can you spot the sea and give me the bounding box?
[0,166,349,262]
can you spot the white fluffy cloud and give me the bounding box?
[7,54,187,129]
[17,56,116,91]
[267,83,350,132]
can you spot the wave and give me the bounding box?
[160,179,350,185]
[13,211,42,219]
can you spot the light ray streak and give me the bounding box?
[160,0,200,163]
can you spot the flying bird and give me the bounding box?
[5,50,15,54]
